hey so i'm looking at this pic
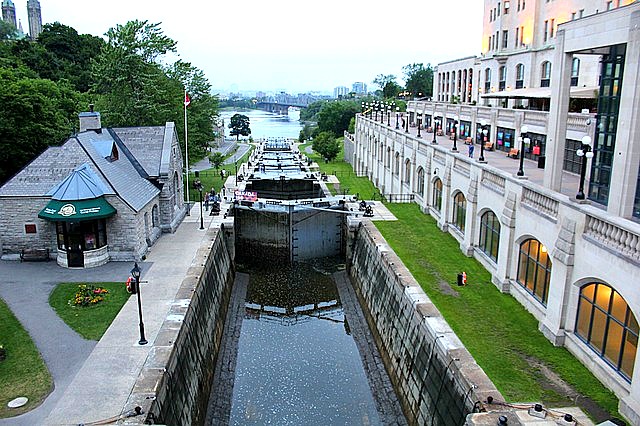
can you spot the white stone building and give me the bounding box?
[0,110,187,268]
[349,3,640,422]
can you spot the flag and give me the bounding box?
[184,92,191,107]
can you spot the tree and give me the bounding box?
[312,131,341,163]
[229,113,251,140]
[373,74,402,98]
[316,100,360,136]
[209,152,225,170]
[403,63,434,98]
[0,20,17,41]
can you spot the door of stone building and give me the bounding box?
[67,232,84,267]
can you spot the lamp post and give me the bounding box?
[432,117,438,144]
[517,125,529,177]
[131,262,147,345]
[395,107,400,129]
[374,103,379,121]
[387,106,391,126]
[417,118,422,137]
[193,175,204,230]
[405,112,409,133]
[452,116,459,152]
[479,119,488,163]
[576,135,594,200]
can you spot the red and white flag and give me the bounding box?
[184,92,191,107]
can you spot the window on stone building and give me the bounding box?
[386,147,391,168]
[452,192,466,232]
[433,178,443,212]
[516,63,525,89]
[152,205,159,227]
[479,211,500,262]
[576,283,638,381]
[550,19,555,38]
[417,167,425,196]
[394,152,400,175]
[540,61,551,87]
[502,30,508,49]
[517,238,552,305]
[499,66,507,91]
[571,58,580,86]
[544,20,549,42]
[403,159,411,184]
[484,68,492,93]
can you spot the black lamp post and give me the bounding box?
[381,103,386,123]
[131,262,147,345]
[479,119,488,163]
[576,135,594,200]
[395,107,400,129]
[405,112,409,133]
[517,125,529,177]
[432,117,438,144]
[387,106,391,126]
[452,117,459,152]
[235,161,238,185]
[417,118,422,137]
[194,175,204,229]
[374,104,379,121]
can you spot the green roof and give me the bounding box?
[38,197,116,222]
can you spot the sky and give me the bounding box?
[11,0,484,95]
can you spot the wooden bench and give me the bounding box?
[507,148,520,159]
[436,129,444,136]
[20,248,50,262]
[484,141,494,151]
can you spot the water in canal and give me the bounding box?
[207,259,388,425]
[220,109,303,140]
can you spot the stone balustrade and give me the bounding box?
[480,169,506,194]
[584,214,640,264]
[521,187,559,221]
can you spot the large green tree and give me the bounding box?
[0,67,81,183]
[403,63,433,98]
[373,74,402,99]
[229,113,251,140]
[316,100,360,136]
[312,131,341,163]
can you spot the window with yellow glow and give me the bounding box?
[576,283,638,381]
[433,178,443,212]
[517,238,552,305]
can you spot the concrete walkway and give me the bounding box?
[0,199,232,425]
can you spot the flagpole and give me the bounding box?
[184,89,190,215]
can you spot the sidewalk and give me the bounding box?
[42,201,231,425]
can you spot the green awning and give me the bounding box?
[38,197,117,222]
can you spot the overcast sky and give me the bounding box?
[12,0,483,94]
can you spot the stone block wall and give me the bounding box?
[348,219,502,425]
[122,226,235,425]
[0,196,55,258]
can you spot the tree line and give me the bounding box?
[0,20,218,184]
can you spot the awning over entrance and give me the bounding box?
[481,86,599,99]
[38,197,116,222]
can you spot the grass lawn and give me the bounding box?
[0,298,52,418]
[374,204,620,420]
[308,145,621,420]
[49,282,131,341]
[186,144,255,202]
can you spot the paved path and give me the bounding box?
[223,143,251,165]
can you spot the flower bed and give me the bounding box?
[71,284,109,307]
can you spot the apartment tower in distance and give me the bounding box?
[1,0,17,27]
[27,0,41,40]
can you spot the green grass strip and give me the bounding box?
[0,298,52,418]
[49,282,131,341]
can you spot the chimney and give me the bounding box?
[79,104,102,133]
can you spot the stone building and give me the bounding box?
[0,109,187,268]
[27,0,41,40]
[1,0,16,27]
[349,3,640,422]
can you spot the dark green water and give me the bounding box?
[228,261,382,425]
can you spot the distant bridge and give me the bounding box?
[256,102,308,114]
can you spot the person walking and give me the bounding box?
[468,143,475,158]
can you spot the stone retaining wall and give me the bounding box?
[347,218,502,425]
[121,225,235,425]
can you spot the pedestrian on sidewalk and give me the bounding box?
[468,143,475,158]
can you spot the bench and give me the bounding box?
[484,141,494,151]
[20,248,50,262]
[436,129,444,136]
[507,148,520,159]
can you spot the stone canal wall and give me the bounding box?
[122,225,235,425]
[347,218,502,425]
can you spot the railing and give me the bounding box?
[433,151,446,165]
[454,158,471,177]
[387,193,416,203]
[521,187,559,220]
[480,170,506,193]
[584,215,640,263]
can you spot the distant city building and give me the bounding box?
[27,0,42,40]
[352,82,367,95]
[333,86,349,98]
[1,0,16,27]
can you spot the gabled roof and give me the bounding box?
[47,163,112,201]
[111,126,167,178]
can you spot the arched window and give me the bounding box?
[576,283,638,380]
[404,159,411,183]
[152,205,159,227]
[394,152,400,175]
[515,64,525,89]
[540,61,551,87]
[379,143,384,161]
[416,167,425,195]
[571,58,580,86]
[479,210,500,262]
[452,192,467,232]
[499,66,507,91]
[433,178,443,212]
[386,147,391,168]
[517,238,552,304]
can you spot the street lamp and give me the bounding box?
[576,135,594,200]
[479,119,488,163]
[374,103,379,121]
[395,107,400,129]
[405,112,410,133]
[387,106,391,126]
[131,262,147,345]
[193,174,204,230]
[517,125,529,177]
[417,118,422,137]
[432,117,438,144]
[452,116,459,152]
